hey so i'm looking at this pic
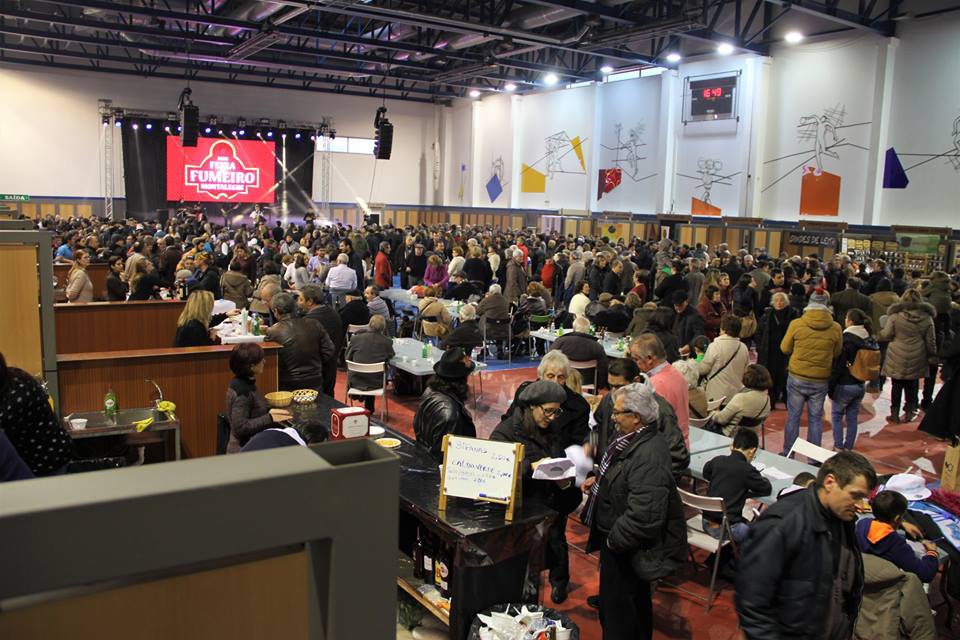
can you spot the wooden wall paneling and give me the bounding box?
[766,230,783,256]
[56,345,280,458]
[40,203,56,217]
[694,226,709,245]
[0,245,43,375]
[408,210,419,226]
[53,263,110,301]
[677,225,693,246]
[449,212,462,226]
[59,204,76,218]
[511,215,524,230]
[55,301,187,354]
[77,204,93,218]
[724,229,741,249]
[753,230,767,253]
[21,203,38,219]
[563,219,578,237]
[0,549,309,640]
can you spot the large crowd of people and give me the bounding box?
[8,209,960,637]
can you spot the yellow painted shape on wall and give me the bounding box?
[520,164,546,193]
[571,136,586,171]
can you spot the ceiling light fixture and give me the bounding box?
[504,82,517,92]
[600,65,614,74]
[785,31,804,44]
[666,52,682,63]
[468,89,481,98]
[717,43,735,55]
[543,72,559,86]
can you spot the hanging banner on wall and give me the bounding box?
[786,231,838,248]
[799,167,841,216]
[166,137,276,203]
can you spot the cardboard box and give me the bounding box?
[330,406,370,440]
[942,442,960,492]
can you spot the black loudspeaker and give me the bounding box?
[180,104,199,147]
[374,120,393,160]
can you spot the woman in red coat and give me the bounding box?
[540,258,556,295]
[697,284,727,340]
[374,241,393,290]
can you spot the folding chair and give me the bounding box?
[482,316,512,363]
[528,313,553,355]
[568,359,598,392]
[675,488,740,612]
[787,438,836,464]
[344,360,389,421]
[738,415,768,450]
[346,323,369,346]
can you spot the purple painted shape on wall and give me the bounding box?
[882,147,909,189]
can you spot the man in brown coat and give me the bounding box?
[504,249,528,304]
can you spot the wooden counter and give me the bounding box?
[55,299,187,354]
[57,344,280,458]
[54,262,111,301]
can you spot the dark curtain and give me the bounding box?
[277,134,315,214]
[120,125,166,216]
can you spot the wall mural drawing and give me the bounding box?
[762,103,871,216]
[883,113,960,189]
[485,156,506,203]
[521,130,587,196]
[598,122,657,199]
[677,158,741,216]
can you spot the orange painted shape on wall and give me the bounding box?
[799,168,841,216]
[691,197,721,216]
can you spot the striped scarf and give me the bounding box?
[581,426,645,527]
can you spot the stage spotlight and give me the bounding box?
[132,122,139,131]
[115,120,122,128]
[101,115,110,127]
[543,72,559,86]
[210,116,218,126]
[238,129,245,136]
[231,130,237,136]
[666,52,682,63]
[164,125,171,133]
[717,42,734,55]
[267,131,274,137]
[204,126,212,134]
[310,135,316,141]
[294,132,301,139]
[218,129,224,135]
[145,122,153,130]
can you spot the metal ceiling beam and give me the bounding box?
[762,0,894,35]
[511,0,646,25]
[0,55,449,104]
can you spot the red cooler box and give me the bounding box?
[330,406,370,440]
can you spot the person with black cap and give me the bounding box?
[671,290,705,347]
[413,348,477,461]
[491,379,583,604]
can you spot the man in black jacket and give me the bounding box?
[672,291,705,347]
[830,278,873,325]
[297,284,343,396]
[440,304,483,352]
[550,315,608,389]
[339,238,365,290]
[702,428,771,542]
[412,348,477,460]
[736,451,877,640]
[266,292,335,392]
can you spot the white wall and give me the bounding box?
[473,93,515,208]
[442,100,474,206]
[760,35,883,223]
[514,85,594,211]
[0,63,437,205]
[878,14,960,227]
[592,74,662,214]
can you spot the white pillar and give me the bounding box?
[658,69,681,214]
[744,56,773,218]
[862,37,898,226]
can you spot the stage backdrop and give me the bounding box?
[166,137,276,203]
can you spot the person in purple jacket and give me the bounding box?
[855,490,940,583]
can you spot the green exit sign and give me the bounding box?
[0,194,30,202]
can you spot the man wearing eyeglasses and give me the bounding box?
[629,333,690,445]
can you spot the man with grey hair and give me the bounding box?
[345,313,395,413]
[325,252,357,308]
[686,257,705,304]
[551,315,608,389]
[297,284,342,396]
[629,334,690,443]
[582,380,688,638]
[477,283,511,358]
[440,303,483,352]
[563,250,586,305]
[505,248,529,304]
[266,292,334,392]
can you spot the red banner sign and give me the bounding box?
[166,136,276,203]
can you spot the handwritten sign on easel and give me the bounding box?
[438,435,524,521]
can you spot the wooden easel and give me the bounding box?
[438,435,524,521]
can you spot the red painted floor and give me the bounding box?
[334,367,958,639]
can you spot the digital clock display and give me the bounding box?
[689,76,738,119]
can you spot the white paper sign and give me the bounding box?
[442,436,518,503]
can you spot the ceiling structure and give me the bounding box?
[0,0,957,104]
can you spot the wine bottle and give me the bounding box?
[412,527,425,580]
[435,543,451,598]
[421,532,435,586]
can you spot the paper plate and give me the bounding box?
[375,437,401,449]
[369,425,385,437]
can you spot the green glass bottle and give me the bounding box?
[104,388,118,422]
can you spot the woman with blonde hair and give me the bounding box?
[65,249,94,303]
[418,285,454,340]
[174,290,217,347]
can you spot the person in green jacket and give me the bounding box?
[780,288,842,456]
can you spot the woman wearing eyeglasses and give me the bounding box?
[581,381,687,640]
[491,379,584,605]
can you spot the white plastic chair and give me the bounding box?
[706,396,726,412]
[676,488,739,611]
[787,438,836,464]
[568,359,598,392]
[344,359,388,421]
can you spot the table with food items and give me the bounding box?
[281,394,556,640]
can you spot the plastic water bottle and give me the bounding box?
[421,342,429,359]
